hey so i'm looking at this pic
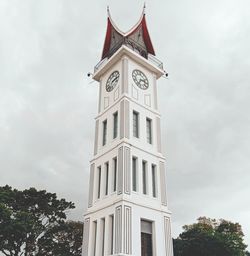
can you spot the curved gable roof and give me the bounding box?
[101,8,155,60]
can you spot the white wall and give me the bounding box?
[83,49,173,256]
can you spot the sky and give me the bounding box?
[0,0,250,249]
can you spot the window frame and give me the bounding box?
[132,156,138,192]
[151,164,157,198]
[133,111,139,138]
[146,117,153,144]
[113,111,118,139]
[102,119,107,146]
[140,219,154,256]
[97,166,101,199]
[113,157,117,192]
[142,160,148,195]
[105,162,109,196]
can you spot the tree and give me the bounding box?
[173,217,249,256]
[0,185,78,256]
[37,220,83,256]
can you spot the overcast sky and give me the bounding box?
[0,0,250,248]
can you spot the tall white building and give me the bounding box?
[82,7,174,256]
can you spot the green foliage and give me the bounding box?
[37,221,83,256]
[0,185,82,256]
[173,217,249,256]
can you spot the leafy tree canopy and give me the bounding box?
[0,185,82,256]
[173,217,249,256]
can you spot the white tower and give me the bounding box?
[82,8,174,256]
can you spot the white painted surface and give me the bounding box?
[82,48,173,256]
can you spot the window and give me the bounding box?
[132,157,138,192]
[152,165,157,198]
[97,166,101,199]
[113,157,117,192]
[133,111,139,138]
[103,119,107,146]
[109,215,114,254]
[105,162,109,195]
[146,118,152,144]
[141,220,153,256]
[142,161,148,195]
[113,112,118,139]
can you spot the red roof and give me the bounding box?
[101,11,155,60]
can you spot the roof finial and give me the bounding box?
[143,2,146,14]
[107,6,110,17]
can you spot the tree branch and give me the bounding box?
[2,250,11,256]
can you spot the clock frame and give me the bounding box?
[132,69,149,90]
[106,71,120,92]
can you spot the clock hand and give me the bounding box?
[139,78,144,84]
[112,77,118,84]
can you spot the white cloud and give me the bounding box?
[0,0,250,249]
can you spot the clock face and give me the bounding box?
[106,71,120,92]
[132,69,149,90]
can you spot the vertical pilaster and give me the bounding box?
[95,219,102,256]
[88,163,95,208]
[98,79,102,113]
[120,99,130,139]
[94,120,99,155]
[115,205,123,254]
[117,146,131,195]
[153,74,158,110]
[164,217,174,256]
[156,117,162,153]
[160,161,168,206]
[117,147,124,195]
[121,57,129,94]
[114,205,132,255]
[124,205,132,254]
[124,147,131,195]
[82,218,90,256]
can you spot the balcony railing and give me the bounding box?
[94,38,163,73]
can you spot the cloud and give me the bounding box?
[0,0,250,248]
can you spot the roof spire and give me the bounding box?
[107,6,110,17]
[143,2,146,14]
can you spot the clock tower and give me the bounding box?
[82,7,174,256]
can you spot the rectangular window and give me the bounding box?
[142,161,148,195]
[146,118,152,144]
[97,166,101,199]
[113,112,118,139]
[132,157,138,192]
[141,220,153,256]
[103,119,107,146]
[133,111,139,138]
[105,162,109,195]
[110,215,114,254]
[101,218,105,256]
[152,164,157,198]
[93,221,97,256]
[113,157,117,192]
